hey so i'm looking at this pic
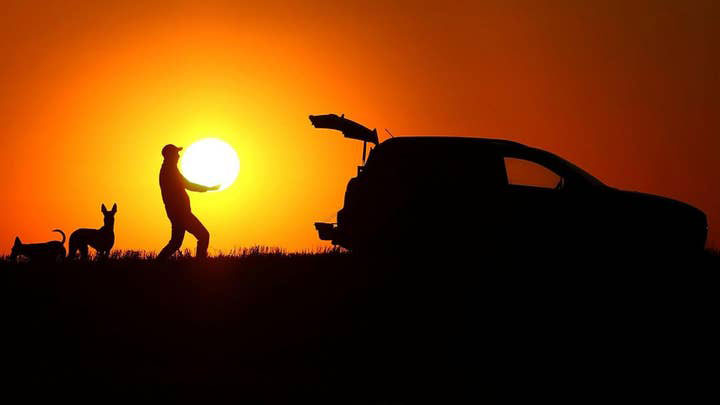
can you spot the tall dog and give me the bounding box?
[10,229,66,262]
[68,203,117,260]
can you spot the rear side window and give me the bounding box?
[504,157,562,189]
[438,148,506,189]
[367,142,507,190]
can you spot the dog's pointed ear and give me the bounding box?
[111,203,117,213]
[14,236,21,246]
[101,204,108,214]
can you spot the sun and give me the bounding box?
[180,138,239,191]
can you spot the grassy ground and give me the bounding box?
[0,248,718,400]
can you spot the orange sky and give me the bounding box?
[1,1,719,254]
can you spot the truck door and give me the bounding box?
[436,148,507,250]
[500,155,572,251]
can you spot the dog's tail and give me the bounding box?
[53,229,66,244]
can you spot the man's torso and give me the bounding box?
[159,162,191,218]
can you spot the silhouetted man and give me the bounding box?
[157,144,219,260]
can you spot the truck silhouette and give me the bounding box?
[311,114,708,255]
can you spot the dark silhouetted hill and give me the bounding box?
[1,247,718,401]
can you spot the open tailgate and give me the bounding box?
[309,114,379,144]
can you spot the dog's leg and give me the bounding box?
[79,244,89,261]
[68,235,78,260]
[67,243,77,260]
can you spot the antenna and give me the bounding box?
[384,128,394,138]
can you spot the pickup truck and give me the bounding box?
[311,114,708,255]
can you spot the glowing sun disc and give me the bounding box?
[180,138,239,191]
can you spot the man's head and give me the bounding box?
[162,144,183,162]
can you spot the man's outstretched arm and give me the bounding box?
[182,176,220,192]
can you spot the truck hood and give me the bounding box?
[618,189,706,223]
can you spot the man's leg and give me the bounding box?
[157,222,185,260]
[185,214,210,259]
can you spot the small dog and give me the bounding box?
[10,229,66,262]
[68,203,117,260]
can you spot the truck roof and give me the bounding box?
[378,136,528,150]
[370,136,605,188]
[366,136,529,168]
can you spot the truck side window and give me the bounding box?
[504,157,563,189]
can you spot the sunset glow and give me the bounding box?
[0,2,717,254]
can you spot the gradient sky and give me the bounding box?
[1,0,718,254]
